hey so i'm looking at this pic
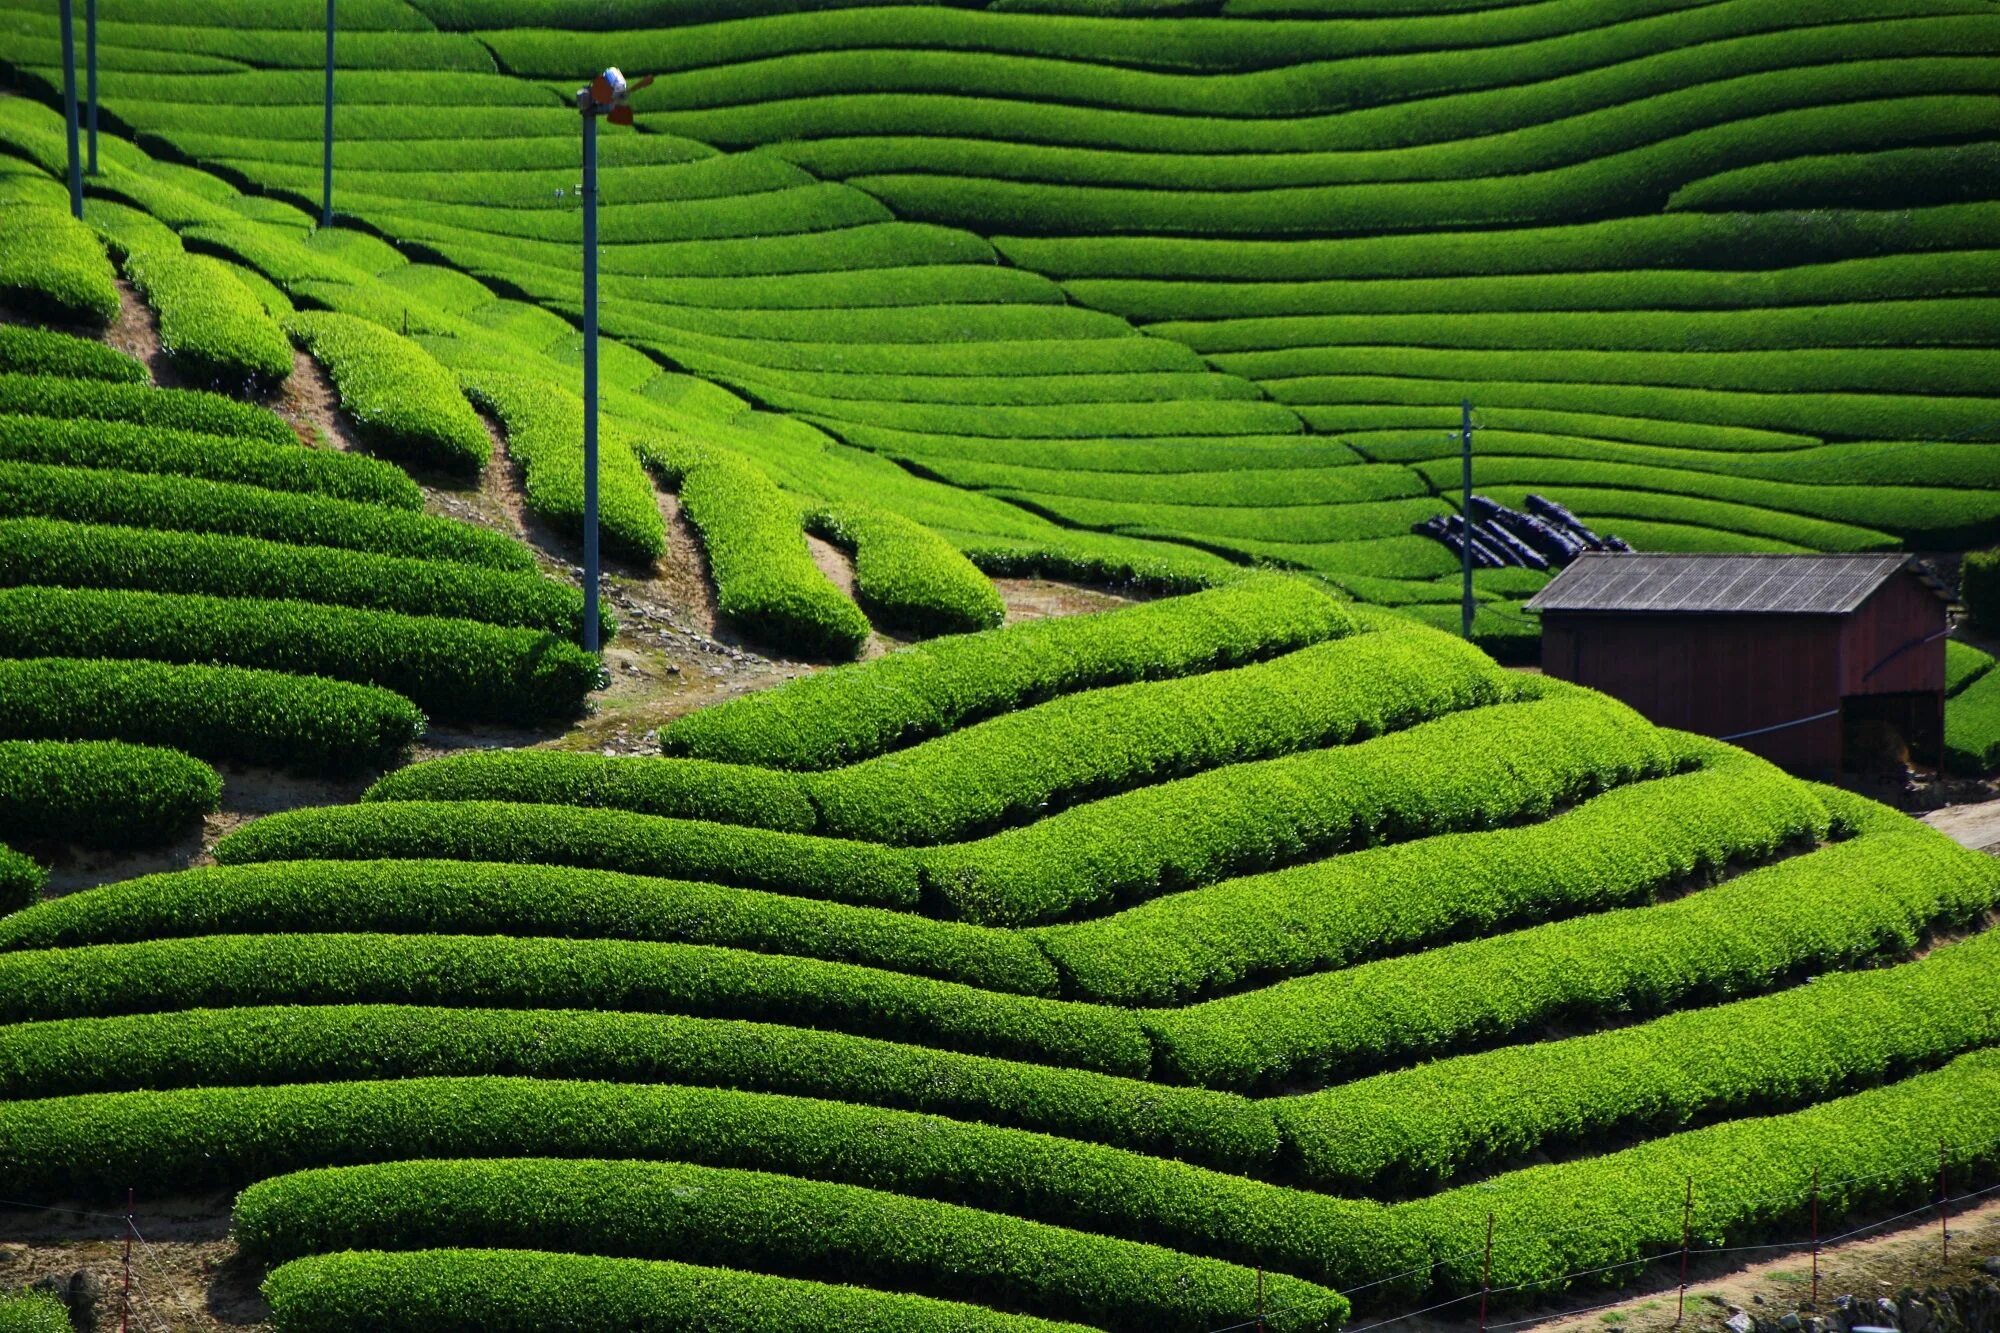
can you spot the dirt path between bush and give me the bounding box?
[1921,798,2000,854]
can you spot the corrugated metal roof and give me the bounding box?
[1524,553,1945,615]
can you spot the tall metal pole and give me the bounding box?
[1460,398,1475,640]
[84,0,97,175]
[321,0,334,227]
[58,0,82,219]
[580,107,602,653]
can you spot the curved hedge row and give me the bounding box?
[1145,796,2000,1091]
[1036,744,1826,1004]
[661,572,1354,769]
[0,461,533,571]
[921,686,1676,926]
[237,1159,1343,1333]
[0,1003,1264,1166]
[0,414,423,509]
[0,372,295,444]
[364,751,813,831]
[0,588,602,722]
[124,245,293,393]
[1403,1048,2000,1296]
[809,501,1006,637]
[262,1247,1096,1333]
[0,1291,67,1333]
[0,325,143,382]
[0,932,1140,1071]
[286,311,491,472]
[1280,927,2000,1193]
[0,841,42,917]
[0,858,1049,994]
[0,1076,1414,1289]
[0,206,119,325]
[215,801,915,905]
[0,657,422,773]
[810,626,1508,846]
[0,739,219,848]
[0,518,606,638]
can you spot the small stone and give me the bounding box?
[1983,1256,2000,1278]
[1727,1311,1756,1333]
[1752,1294,1766,1305]
[666,664,681,675]
[1780,1314,1802,1331]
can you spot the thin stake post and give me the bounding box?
[1939,1139,1949,1264]
[58,0,83,219]
[1460,398,1474,640]
[85,0,97,175]
[119,1187,133,1333]
[1676,1177,1694,1326]
[321,0,335,227]
[1478,1211,1494,1333]
[1810,1165,1820,1308]
[580,106,601,653]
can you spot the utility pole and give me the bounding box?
[1460,398,1475,640]
[85,0,97,174]
[321,0,334,227]
[58,0,82,219]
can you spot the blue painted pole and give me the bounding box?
[321,0,334,227]
[58,0,82,219]
[84,0,97,174]
[580,107,601,653]
[1460,398,1475,640]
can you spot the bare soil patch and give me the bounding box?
[993,576,1142,624]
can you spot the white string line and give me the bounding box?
[129,1222,211,1330]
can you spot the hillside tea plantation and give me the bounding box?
[1,0,1998,1328]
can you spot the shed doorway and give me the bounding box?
[1842,691,1942,772]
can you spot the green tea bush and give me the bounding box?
[124,246,293,393]
[0,1003,1263,1165]
[922,688,1674,926]
[0,739,218,848]
[1281,928,2000,1193]
[0,1076,1414,1289]
[460,370,665,562]
[1404,1048,2000,1295]
[0,657,421,773]
[813,627,1506,845]
[0,934,1144,1072]
[1146,796,2000,1090]
[1961,547,2000,628]
[365,751,813,831]
[237,1159,1342,1333]
[0,859,1051,994]
[0,519,603,637]
[0,372,294,443]
[0,414,422,509]
[663,573,1354,768]
[0,325,143,382]
[1945,639,1993,697]
[809,502,1005,636]
[0,205,119,324]
[1038,744,1827,1004]
[1944,665,2000,774]
[0,588,601,721]
[0,841,42,916]
[0,463,532,569]
[0,1291,68,1333]
[213,801,918,906]
[285,311,491,472]
[261,1248,1096,1333]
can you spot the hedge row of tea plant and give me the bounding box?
[0,372,295,443]
[364,750,814,830]
[0,518,606,637]
[0,205,119,324]
[0,324,143,382]
[662,573,1355,768]
[808,502,1005,637]
[0,1292,66,1333]
[285,311,491,472]
[1280,927,2000,1193]
[0,588,601,721]
[261,1247,1097,1333]
[0,842,42,916]
[124,245,293,393]
[0,858,1049,993]
[214,800,916,905]
[1145,796,2000,1090]
[0,1076,1414,1288]
[0,1002,1266,1166]
[235,1158,1345,1332]
[1036,744,1827,1004]
[0,657,421,773]
[0,932,1142,1071]
[0,414,422,509]
[0,739,218,848]
[0,461,532,570]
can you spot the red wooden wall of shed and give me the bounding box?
[1837,571,1948,696]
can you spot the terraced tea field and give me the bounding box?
[3,1,2000,1328]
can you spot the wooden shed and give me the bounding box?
[1525,553,1951,775]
